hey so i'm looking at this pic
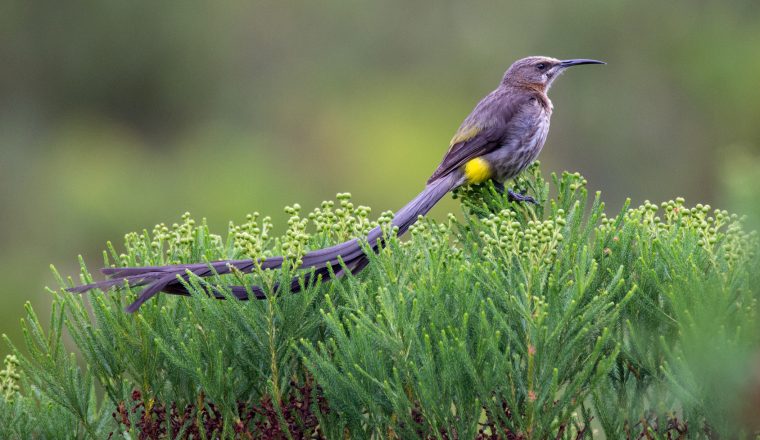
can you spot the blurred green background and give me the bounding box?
[1,1,759,356]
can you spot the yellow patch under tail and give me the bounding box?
[464,158,492,184]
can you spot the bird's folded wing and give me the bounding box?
[426,91,521,184]
[427,125,500,184]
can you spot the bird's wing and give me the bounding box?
[426,90,522,184]
[426,123,501,184]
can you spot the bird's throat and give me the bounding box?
[464,158,493,184]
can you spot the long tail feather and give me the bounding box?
[70,172,460,311]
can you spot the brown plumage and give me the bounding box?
[69,56,604,312]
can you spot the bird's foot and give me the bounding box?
[507,188,538,204]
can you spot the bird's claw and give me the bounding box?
[507,188,538,204]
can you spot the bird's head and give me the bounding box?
[502,56,605,92]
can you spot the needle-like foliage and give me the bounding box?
[2,163,758,439]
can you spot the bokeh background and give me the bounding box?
[1,0,759,356]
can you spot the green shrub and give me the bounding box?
[2,164,758,439]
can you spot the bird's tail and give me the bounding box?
[69,172,461,312]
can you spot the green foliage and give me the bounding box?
[2,164,759,439]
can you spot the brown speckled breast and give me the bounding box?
[483,96,552,183]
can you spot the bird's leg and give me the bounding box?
[490,180,537,204]
[507,188,538,204]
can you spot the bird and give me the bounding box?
[69,56,604,312]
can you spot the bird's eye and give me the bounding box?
[536,63,547,71]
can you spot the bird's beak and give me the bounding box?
[559,59,606,68]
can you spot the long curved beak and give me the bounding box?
[560,59,606,68]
